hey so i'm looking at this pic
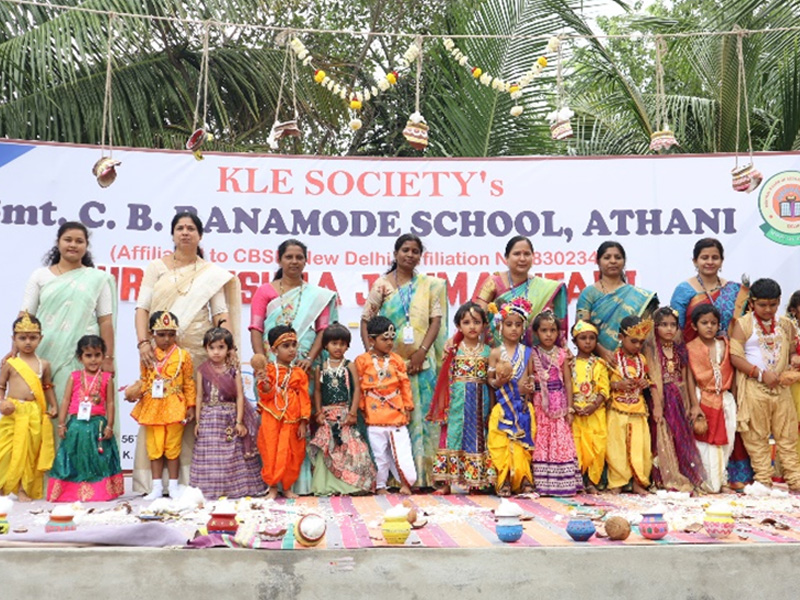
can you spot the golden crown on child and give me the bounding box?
[14,312,41,334]
[152,312,179,332]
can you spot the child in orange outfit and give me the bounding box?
[255,325,311,500]
[355,316,416,495]
[129,311,196,500]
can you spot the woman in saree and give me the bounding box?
[249,238,338,495]
[670,237,753,490]
[19,221,116,408]
[133,212,241,493]
[670,238,749,342]
[575,241,658,364]
[473,236,568,347]
[360,234,447,488]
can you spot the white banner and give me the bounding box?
[2,139,800,467]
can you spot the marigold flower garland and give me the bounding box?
[290,37,421,131]
[442,36,560,117]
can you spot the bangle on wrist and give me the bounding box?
[749,365,758,378]
[419,344,429,352]
[137,340,149,348]
[758,369,763,383]
[104,355,114,359]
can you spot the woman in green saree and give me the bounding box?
[575,241,658,363]
[19,221,116,407]
[473,236,568,347]
[360,234,447,488]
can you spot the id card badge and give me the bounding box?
[77,400,92,421]
[151,378,165,398]
[402,324,415,345]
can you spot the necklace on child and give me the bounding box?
[710,339,724,395]
[274,362,292,413]
[573,356,597,401]
[323,358,347,390]
[371,353,391,382]
[754,314,781,371]
[460,341,483,357]
[81,369,102,405]
[615,349,644,381]
[536,345,558,372]
[660,341,677,374]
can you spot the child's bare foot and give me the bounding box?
[519,480,535,495]
[399,485,412,495]
[607,486,622,495]
[632,482,650,495]
[720,485,733,494]
[17,489,32,502]
[377,488,389,495]
[585,484,599,495]
[266,488,279,500]
[283,490,299,499]
[497,481,512,498]
[433,485,451,495]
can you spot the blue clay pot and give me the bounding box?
[566,517,596,542]
[496,523,524,543]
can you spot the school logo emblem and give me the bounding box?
[758,170,800,246]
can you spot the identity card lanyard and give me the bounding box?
[78,370,102,421]
[396,272,416,345]
[152,345,179,398]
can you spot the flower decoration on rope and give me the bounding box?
[290,37,421,131]
[443,36,560,117]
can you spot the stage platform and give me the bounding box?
[1,489,799,599]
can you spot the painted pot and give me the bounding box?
[731,163,763,193]
[382,514,411,545]
[639,511,668,540]
[46,514,77,533]
[704,507,735,539]
[206,512,238,536]
[294,514,326,547]
[0,513,9,535]
[566,517,596,542]
[496,523,524,543]
[550,119,574,141]
[649,129,678,153]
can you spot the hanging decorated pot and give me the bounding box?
[92,157,121,188]
[649,129,679,153]
[566,516,596,542]
[703,504,735,539]
[547,107,575,141]
[403,112,429,150]
[186,128,213,161]
[639,508,669,540]
[731,163,763,193]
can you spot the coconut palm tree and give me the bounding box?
[563,0,800,155]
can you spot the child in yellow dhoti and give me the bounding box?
[570,320,609,493]
[730,279,800,491]
[0,313,57,501]
[607,315,655,495]
[486,297,536,497]
[785,291,800,458]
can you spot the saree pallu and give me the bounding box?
[261,283,337,495]
[378,274,447,487]
[476,274,567,347]
[35,267,117,416]
[576,284,657,353]
[671,281,748,342]
[133,260,241,493]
